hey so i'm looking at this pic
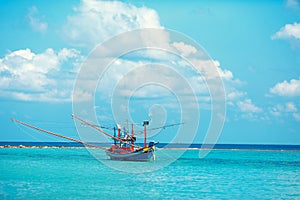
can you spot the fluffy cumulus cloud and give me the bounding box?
[293,113,300,121]
[5,0,251,123]
[172,42,197,57]
[286,0,300,11]
[231,98,263,121]
[237,99,262,113]
[269,77,300,97]
[272,22,300,40]
[270,102,297,115]
[287,0,299,7]
[62,0,162,48]
[60,0,244,111]
[285,101,298,112]
[91,51,240,103]
[227,91,246,101]
[270,102,300,121]
[26,6,48,33]
[0,48,81,102]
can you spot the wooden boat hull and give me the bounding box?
[106,149,154,161]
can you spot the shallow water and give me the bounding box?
[1,148,299,199]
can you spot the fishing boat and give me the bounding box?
[72,115,158,161]
[11,114,159,162]
[105,124,159,161]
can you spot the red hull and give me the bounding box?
[106,147,155,161]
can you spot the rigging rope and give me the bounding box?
[134,122,184,135]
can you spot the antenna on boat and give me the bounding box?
[143,120,149,147]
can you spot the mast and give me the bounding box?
[117,124,121,145]
[72,114,141,149]
[131,123,134,150]
[113,127,116,145]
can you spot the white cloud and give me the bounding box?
[60,0,240,107]
[237,99,262,113]
[59,0,245,121]
[270,102,297,115]
[269,102,300,121]
[97,58,199,98]
[293,113,300,121]
[269,77,300,97]
[0,48,81,102]
[218,68,233,81]
[188,58,237,84]
[272,22,300,40]
[58,48,80,61]
[172,42,197,57]
[285,102,298,112]
[73,89,93,102]
[94,54,238,103]
[286,0,300,8]
[62,0,162,48]
[26,6,48,33]
[227,91,246,101]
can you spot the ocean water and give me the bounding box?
[1,148,300,199]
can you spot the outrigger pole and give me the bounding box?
[71,114,143,150]
[11,118,107,150]
[12,115,152,151]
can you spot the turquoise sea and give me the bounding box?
[1,148,300,199]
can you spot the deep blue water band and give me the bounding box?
[1,142,300,150]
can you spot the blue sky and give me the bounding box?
[0,0,300,144]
